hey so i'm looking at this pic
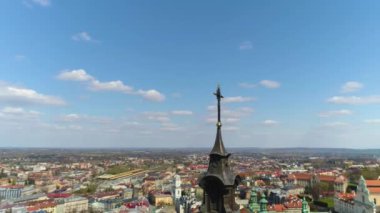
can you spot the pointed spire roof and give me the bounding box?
[210,127,227,155]
[210,85,228,156]
[249,188,260,212]
[302,197,309,213]
[259,194,268,213]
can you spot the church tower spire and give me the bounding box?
[259,194,268,213]
[210,85,227,156]
[199,85,240,213]
[249,188,260,213]
[302,197,309,213]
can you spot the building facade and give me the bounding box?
[288,173,347,193]
[334,176,377,213]
[0,186,23,200]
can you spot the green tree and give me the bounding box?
[320,182,329,193]
[362,167,380,180]
[0,169,6,178]
[106,165,131,175]
[304,185,312,195]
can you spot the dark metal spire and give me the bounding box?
[199,85,240,212]
[210,85,227,156]
[214,85,223,124]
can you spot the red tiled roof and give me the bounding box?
[268,204,287,212]
[366,180,380,187]
[284,200,302,208]
[293,173,312,180]
[336,192,355,200]
[240,208,250,213]
[47,193,71,198]
[27,200,56,211]
[0,185,24,189]
[27,206,39,211]
[368,187,380,193]
[318,175,336,182]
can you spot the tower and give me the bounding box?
[174,175,182,200]
[248,188,260,213]
[301,197,309,213]
[174,175,182,213]
[259,194,268,213]
[199,85,240,213]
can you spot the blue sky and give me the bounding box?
[1,0,380,148]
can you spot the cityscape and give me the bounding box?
[1,1,380,213]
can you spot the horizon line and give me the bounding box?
[0,146,378,150]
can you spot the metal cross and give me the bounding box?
[213,85,224,124]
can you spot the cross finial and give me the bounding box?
[213,85,224,125]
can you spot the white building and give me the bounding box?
[174,175,182,200]
[334,176,377,213]
[173,175,182,213]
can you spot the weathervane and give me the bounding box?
[213,85,224,127]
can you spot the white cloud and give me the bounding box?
[143,113,182,131]
[224,126,239,131]
[239,41,252,50]
[137,89,165,102]
[144,112,170,123]
[68,125,83,130]
[72,32,95,42]
[207,105,216,111]
[30,0,50,7]
[14,55,26,61]
[0,107,40,125]
[238,107,254,113]
[57,69,165,102]
[239,83,256,89]
[225,118,240,123]
[318,109,353,117]
[62,114,81,122]
[171,110,193,115]
[206,118,215,124]
[160,123,182,131]
[0,107,39,117]
[139,131,152,135]
[341,81,363,93]
[212,107,254,118]
[124,121,142,127]
[57,69,93,81]
[206,106,253,125]
[223,110,246,118]
[91,80,134,93]
[327,96,380,105]
[324,122,349,127]
[144,112,167,117]
[223,96,255,103]
[364,119,380,124]
[161,127,181,131]
[2,107,26,114]
[259,80,280,89]
[148,116,170,123]
[0,84,65,106]
[262,119,279,126]
[60,113,112,124]
[206,117,240,124]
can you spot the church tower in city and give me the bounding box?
[174,174,182,200]
[199,85,240,213]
